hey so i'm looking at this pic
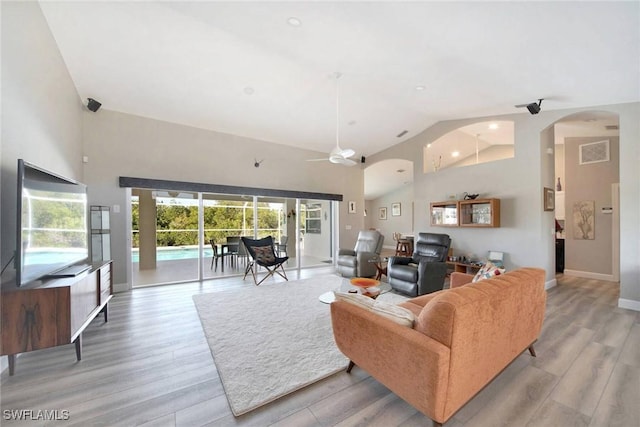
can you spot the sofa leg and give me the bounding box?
[528,345,537,357]
[346,360,355,373]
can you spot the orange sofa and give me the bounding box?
[330,268,546,426]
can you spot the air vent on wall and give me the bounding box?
[579,140,610,165]
[605,125,619,130]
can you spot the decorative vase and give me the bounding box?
[556,177,562,191]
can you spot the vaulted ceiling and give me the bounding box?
[40,1,639,163]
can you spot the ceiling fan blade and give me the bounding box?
[340,148,355,158]
[514,104,528,108]
[307,158,330,162]
[334,157,357,166]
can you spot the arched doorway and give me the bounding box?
[551,111,620,282]
[364,159,414,249]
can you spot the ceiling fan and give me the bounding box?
[308,72,357,166]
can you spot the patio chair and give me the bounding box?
[209,240,222,271]
[274,235,288,258]
[241,236,289,285]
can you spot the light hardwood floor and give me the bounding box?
[1,271,638,427]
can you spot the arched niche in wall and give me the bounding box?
[423,120,515,173]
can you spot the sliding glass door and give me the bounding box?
[130,189,335,287]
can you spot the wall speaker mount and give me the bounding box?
[87,98,102,112]
[515,98,543,115]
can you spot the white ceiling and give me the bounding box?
[37,2,637,201]
[39,1,639,163]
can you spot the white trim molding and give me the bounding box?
[545,278,558,290]
[618,298,640,312]
[563,269,617,282]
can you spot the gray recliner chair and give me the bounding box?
[387,232,451,297]
[336,230,384,278]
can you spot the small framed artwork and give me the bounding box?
[543,187,555,211]
[379,207,387,220]
[391,202,401,216]
[348,201,356,214]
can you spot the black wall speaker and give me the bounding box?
[361,156,366,164]
[87,98,102,112]
[526,102,541,115]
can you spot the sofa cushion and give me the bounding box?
[389,264,419,282]
[334,291,414,327]
[472,260,505,283]
[371,300,415,327]
[334,291,375,310]
[253,245,275,263]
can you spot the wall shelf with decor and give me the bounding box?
[431,198,500,228]
[430,201,459,226]
[459,198,500,227]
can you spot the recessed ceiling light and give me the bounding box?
[348,120,357,126]
[287,17,301,27]
[489,123,499,130]
[426,143,432,148]
[243,86,255,95]
[415,85,426,91]
[451,151,460,158]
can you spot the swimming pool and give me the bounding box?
[131,246,213,262]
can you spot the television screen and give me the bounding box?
[16,159,89,286]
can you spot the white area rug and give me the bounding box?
[192,276,345,415]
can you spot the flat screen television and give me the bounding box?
[16,159,90,286]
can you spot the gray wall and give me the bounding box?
[1,1,84,277]
[368,103,640,308]
[81,110,364,286]
[564,137,619,276]
[365,184,413,249]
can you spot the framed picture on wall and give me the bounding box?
[348,201,356,214]
[379,207,387,220]
[391,202,401,216]
[543,187,555,211]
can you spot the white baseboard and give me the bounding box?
[113,282,130,293]
[563,269,617,282]
[618,298,640,312]
[545,278,558,290]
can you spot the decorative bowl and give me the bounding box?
[361,286,381,298]
[350,277,380,288]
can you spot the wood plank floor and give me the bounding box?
[1,271,638,427]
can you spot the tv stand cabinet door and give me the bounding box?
[70,270,99,335]
[1,287,71,354]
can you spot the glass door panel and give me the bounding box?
[202,194,254,279]
[299,199,333,268]
[131,189,199,286]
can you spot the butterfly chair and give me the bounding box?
[241,236,289,285]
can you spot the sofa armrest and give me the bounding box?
[450,272,475,288]
[331,300,450,423]
[338,248,356,256]
[388,256,412,267]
